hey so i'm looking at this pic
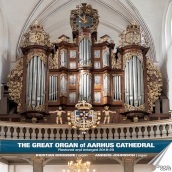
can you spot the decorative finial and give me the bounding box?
[33,20,39,26]
[132,20,137,26]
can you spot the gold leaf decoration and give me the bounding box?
[27,51,47,64]
[49,52,58,69]
[123,50,143,69]
[146,58,162,113]
[124,103,145,111]
[111,50,121,69]
[8,58,23,112]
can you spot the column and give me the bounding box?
[32,156,44,172]
[122,157,135,172]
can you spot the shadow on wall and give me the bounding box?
[160,54,168,98]
[166,44,172,109]
[1,54,10,84]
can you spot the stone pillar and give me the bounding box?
[32,156,44,172]
[122,157,135,172]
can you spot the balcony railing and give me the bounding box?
[0,119,172,140]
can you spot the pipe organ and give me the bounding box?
[8,4,162,123]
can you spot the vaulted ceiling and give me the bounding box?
[0,0,170,68]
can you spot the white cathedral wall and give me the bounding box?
[167,44,172,110]
[0,0,10,100]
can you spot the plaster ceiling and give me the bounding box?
[0,0,170,68]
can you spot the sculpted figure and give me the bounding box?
[102,106,116,124]
[49,106,65,124]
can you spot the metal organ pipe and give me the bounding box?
[113,75,122,101]
[140,62,144,104]
[129,58,133,106]
[48,75,58,101]
[49,76,51,101]
[26,62,30,105]
[26,56,46,110]
[79,38,91,66]
[137,58,141,105]
[84,38,86,64]
[28,59,33,106]
[126,62,129,104]
[79,71,91,102]
[32,56,37,107]
[37,58,41,106]
[133,56,138,107]
[119,75,121,100]
[124,56,144,107]
[42,61,45,105]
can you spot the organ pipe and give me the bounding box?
[113,75,122,101]
[124,56,144,106]
[26,56,46,109]
[79,38,91,66]
[79,71,91,102]
[48,75,58,101]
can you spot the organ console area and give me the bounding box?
[8,3,162,124]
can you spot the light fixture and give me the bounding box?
[63,157,96,172]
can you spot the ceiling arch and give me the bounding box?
[1,0,169,65]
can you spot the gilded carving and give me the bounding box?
[20,21,51,48]
[27,51,47,64]
[111,50,121,69]
[56,35,70,43]
[78,62,92,68]
[147,58,162,113]
[97,35,114,44]
[124,103,145,111]
[79,35,92,43]
[8,58,23,112]
[118,21,149,48]
[49,51,58,69]
[27,105,45,111]
[123,50,143,69]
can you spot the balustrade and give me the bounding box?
[0,120,172,140]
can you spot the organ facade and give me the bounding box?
[8,3,162,124]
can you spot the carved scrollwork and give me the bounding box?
[147,58,162,113]
[123,50,143,69]
[27,51,47,64]
[27,105,45,111]
[49,51,58,69]
[8,58,23,112]
[124,103,145,111]
[56,35,70,43]
[111,50,121,69]
[20,21,51,48]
